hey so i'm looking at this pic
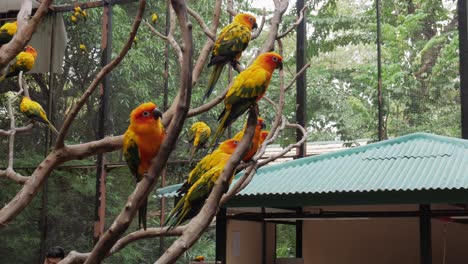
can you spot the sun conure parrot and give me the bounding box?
[259,130,269,145]
[210,52,283,146]
[233,117,266,161]
[166,138,240,229]
[151,13,158,23]
[188,121,211,162]
[193,256,205,262]
[20,96,59,135]
[123,102,166,230]
[0,46,37,81]
[0,21,17,46]
[203,13,258,102]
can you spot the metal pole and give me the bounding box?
[93,2,112,244]
[419,204,432,264]
[296,0,307,157]
[376,0,384,141]
[38,13,56,264]
[295,208,303,258]
[215,208,227,264]
[458,0,468,139]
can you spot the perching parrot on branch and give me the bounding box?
[259,130,269,145]
[166,138,240,229]
[123,102,166,230]
[0,46,37,81]
[188,121,211,162]
[0,21,17,46]
[233,117,266,161]
[203,13,258,102]
[20,96,59,135]
[210,52,283,146]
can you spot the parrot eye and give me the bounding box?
[272,57,278,62]
[249,17,253,21]
[142,111,151,117]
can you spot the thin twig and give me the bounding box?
[252,8,266,40]
[285,62,311,91]
[55,0,145,149]
[145,20,183,66]
[277,5,307,39]
[187,7,216,41]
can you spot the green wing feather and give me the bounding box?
[123,138,141,181]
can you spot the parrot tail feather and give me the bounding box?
[165,196,185,231]
[210,109,230,148]
[203,64,224,103]
[47,122,59,135]
[139,197,148,230]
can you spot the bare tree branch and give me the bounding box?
[0,0,53,70]
[54,0,145,149]
[277,5,307,39]
[187,7,216,41]
[59,226,186,264]
[260,0,289,53]
[156,107,258,263]
[226,0,237,16]
[83,0,192,262]
[251,8,266,40]
[285,62,311,91]
[187,87,227,117]
[144,20,183,66]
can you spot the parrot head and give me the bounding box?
[257,117,266,130]
[24,46,38,59]
[234,13,258,30]
[129,102,163,133]
[260,130,269,144]
[218,138,240,154]
[256,52,283,71]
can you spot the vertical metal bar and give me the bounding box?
[419,204,432,264]
[163,0,170,111]
[376,0,384,141]
[261,207,266,264]
[295,208,303,258]
[93,2,112,244]
[458,0,468,139]
[296,0,307,158]
[159,1,171,255]
[215,208,227,264]
[39,13,56,264]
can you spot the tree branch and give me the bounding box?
[0,0,53,70]
[144,20,183,66]
[187,7,215,41]
[55,0,145,148]
[260,0,289,53]
[156,107,258,263]
[251,8,266,40]
[83,0,192,262]
[276,5,307,39]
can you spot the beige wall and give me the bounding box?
[303,218,468,264]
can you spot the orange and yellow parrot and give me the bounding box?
[123,102,166,230]
[233,117,265,161]
[193,256,205,262]
[203,13,258,102]
[166,138,240,229]
[0,21,17,46]
[259,130,269,145]
[210,52,283,146]
[20,96,58,135]
[0,46,37,81]
[188,121,211,162]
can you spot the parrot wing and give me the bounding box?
[123,136,141,181]
[209,23,251,66]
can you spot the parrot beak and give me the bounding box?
[277,61,283,70]
[261,122,266,129]
[253,22,258,30]
[153,108,163,119]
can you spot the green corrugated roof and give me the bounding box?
[157,133,468,208]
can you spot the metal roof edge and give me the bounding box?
[235,132,468,178]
